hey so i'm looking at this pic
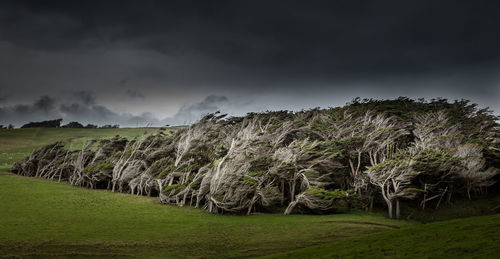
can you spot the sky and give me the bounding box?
[0,0,499,127]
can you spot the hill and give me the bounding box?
[261,213,500,258]
[0,171,408,258]
[9,98,500,218]
[0,172,498,258]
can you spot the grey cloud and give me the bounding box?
[59,102,161,127]
[2,1,500,79]
[126,89,145,99]
[162,95,229,125]
[0,94,234,127]
[127,112,159,127]
[59,103,115,123]
[0,96,59,126]
[33,95,56,113]
[73,91,96,105]
[0,95,158,127]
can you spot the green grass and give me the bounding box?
[402,196,500,223]
[0,127,178,172]
[261,213,500,259]
[0,172,408,258]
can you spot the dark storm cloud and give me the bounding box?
[59,103,114,122]
[0,0,499,120]
[126,89,145,99]
[0,96,59,125]
[57,100,164,126]
[33,95,56,113]
[2,0,500,78]
[73,91,96,105]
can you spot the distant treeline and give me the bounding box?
[17,119,119,129]
[21,119,63,128]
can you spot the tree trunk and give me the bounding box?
[447,183,453,203]
[365,195,374,212]
[386,199,393,219]
[422,184,427,210]
[395,198,400,220]
[281,180,285,205]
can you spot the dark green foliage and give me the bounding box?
[157,169,170,178]
[310,118,329,132]
[306,188,356,199]
[248,171,266,177]
[182,150,211,166]
[242,175,259,185]
[163,184,186,194]
[83,162,114,174]
[305,140,343,157]
[151,157,172,169]
[250,157,274,171]
[410,149,459,172]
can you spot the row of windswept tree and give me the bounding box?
[12,98,500,219]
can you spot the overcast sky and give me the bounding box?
[1,0,499,126]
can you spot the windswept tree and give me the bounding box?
[313,111,409,191]
[411,111,462,208]
[453,144,499,199]
[366,156,420,219]
[412,111,461,150]
[412,111,499,205]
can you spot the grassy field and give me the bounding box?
[262,213,500,258]
[1,128,499,258]
[0,172,409,258]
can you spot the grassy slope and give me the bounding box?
[0,172,408,258]
[0,127,170,172]
[262,213,500,259]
